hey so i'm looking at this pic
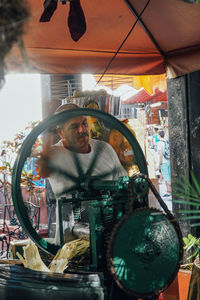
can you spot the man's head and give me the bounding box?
[158,130,165,138]
[55,103,90,153]
[55,103,79,114]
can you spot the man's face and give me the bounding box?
[59,116,90,153]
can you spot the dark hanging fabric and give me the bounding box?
[68,0,86,42]
[40,0,58,22]
[39,0,86,41]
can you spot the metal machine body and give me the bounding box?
[11,108,183,299]
[57,173,182,299]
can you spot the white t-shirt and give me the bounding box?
[48,139,127,244]
[157,139,168,164]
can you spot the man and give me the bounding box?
[39,103,127,244]
[152,127,159,151]
[156,130,171,198]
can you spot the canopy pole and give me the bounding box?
[124,0,166,58]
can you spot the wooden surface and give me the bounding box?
[0,259,22,265]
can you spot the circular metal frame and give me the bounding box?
[11,108,148,255]
[107,207,183,298]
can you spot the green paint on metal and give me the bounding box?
[11,108,148,256]
[132,177,149,197]
[111,208,180,295]
[40,238,48,248]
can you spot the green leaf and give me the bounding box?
[173,193,200,204]
[179,210,200,214]
[173,183,191,194]
[185,237,198,251]
[190,222,200,227]
[188,234,196,240]
[173,191,200,203]
[173,174,200,204]
[191,172,200,195]
[174,175,198,196]
[186,248,199,261]
[183,237,190,246]
[173,186,200,198]
[173,200,200,206]
[179,216,200,220]
[181,173,199,194]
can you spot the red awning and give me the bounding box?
[123,89,167,104]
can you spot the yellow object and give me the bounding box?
[108,129,123,153]
[108,120,136,172]
[49,238,89,273]
[128,165,140,177]
[94,74,166,95]
[16,240,50,272]
[85,100,101,138]
[16,239,90,274]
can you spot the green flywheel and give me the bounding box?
[107,207,182,298]
[11,108,148,255]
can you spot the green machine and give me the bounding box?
[11,108,183,300]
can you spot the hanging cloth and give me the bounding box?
[39,0,58,22]
[68,0,86,41]
[40,0,86,42]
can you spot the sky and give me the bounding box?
[0,74,42,144]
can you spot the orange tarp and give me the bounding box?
[5,0,200,78]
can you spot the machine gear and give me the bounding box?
[107,207,183,298]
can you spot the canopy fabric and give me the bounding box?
[123,89,167,104]
[93,74,166,95]
[5,0,200,78]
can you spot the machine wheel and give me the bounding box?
[12,108,148,255]
[107,207,183,298]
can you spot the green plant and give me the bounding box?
[172,172,200,263]
[173,172,200,227]
[0,121,43,223]
[183,234,199,262]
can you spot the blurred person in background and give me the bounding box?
[156,130,171,197]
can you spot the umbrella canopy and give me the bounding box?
[5,0,200,78]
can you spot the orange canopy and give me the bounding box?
[5,0,200,78]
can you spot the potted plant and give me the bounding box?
[163,172,200,299]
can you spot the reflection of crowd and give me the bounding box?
[145,104,152,124]
[146,125,171,199]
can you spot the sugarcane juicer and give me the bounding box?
[11,108,183,299]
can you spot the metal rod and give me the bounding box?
[124,0,165,57]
